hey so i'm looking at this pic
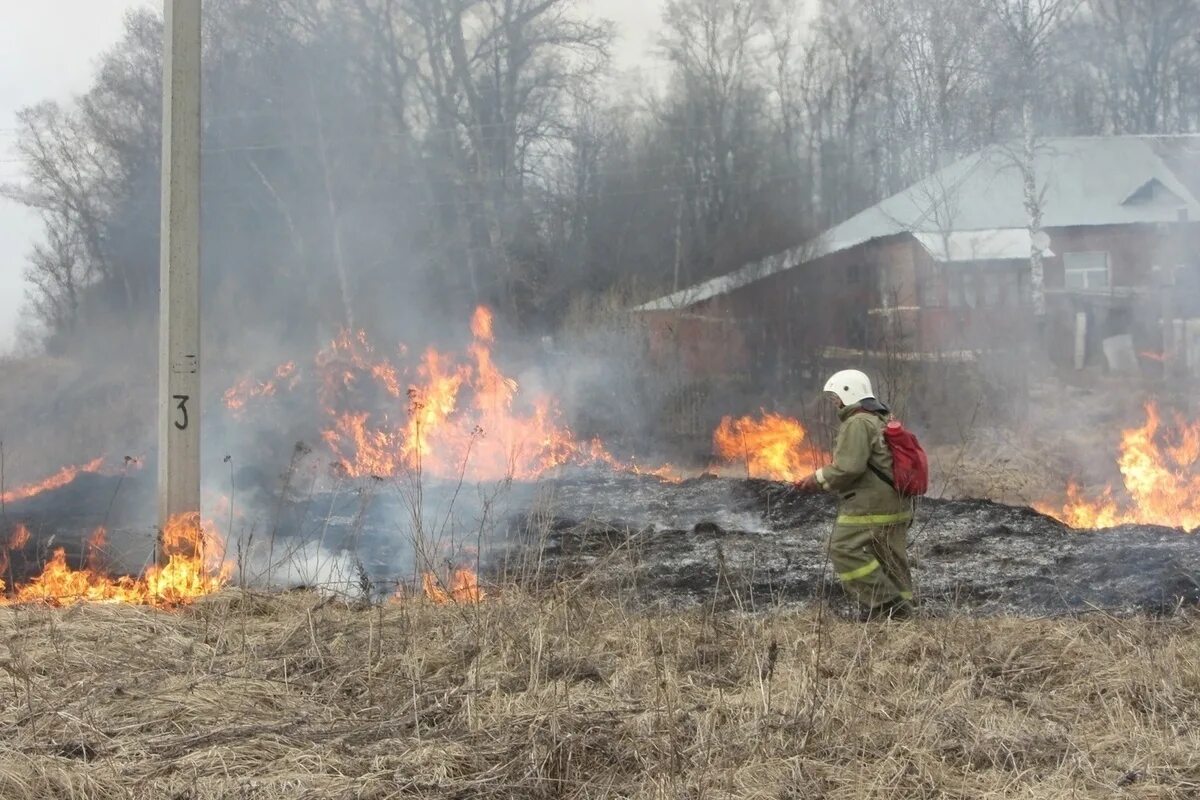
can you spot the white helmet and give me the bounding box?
[823,369,874,406]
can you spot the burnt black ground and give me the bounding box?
[4,471,1198,616]
[501,474,1200,617]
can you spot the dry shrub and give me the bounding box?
[0,591,1197,798]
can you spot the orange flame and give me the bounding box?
[8,523,30,550]
[0,513,228,606]
[470,306,494,341]
[420,568,485,604]
[0,523,22,590]
[314,306,656,482]
[85,526,107,571]
[225,306,683,483]
[712,412,825,481]
[581,437,684,482]
[1,458,106,505]
[1038,403,1200,530]
[224,361,300,416]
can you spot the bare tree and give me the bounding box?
[13,0,1200,361]
[23,213,87,339]
[1082,0,1200,133]
[655,0,773,286]
[402,0,612,316]
[865,0,994,172]
[2,103,121,328]
[797,0,887,224]
[982,0,1082,318]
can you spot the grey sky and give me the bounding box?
[0,0,665,354]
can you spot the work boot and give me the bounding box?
[858,598,914,622]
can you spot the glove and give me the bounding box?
[794,474,822,493]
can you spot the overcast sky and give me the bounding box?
[0,0,664,354]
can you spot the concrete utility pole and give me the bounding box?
[158,0,202,549]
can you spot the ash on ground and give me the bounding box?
[496,474,1200,617]
[5,471,1198,617]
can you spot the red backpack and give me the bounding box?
[880,420,929,497]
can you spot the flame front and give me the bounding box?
[421,568,485,604]
[393,309,578,480]
[224,362,299,416]
[1038,403,1200,530]
[224,306,687,483]
[8,523,30,550]
[0,513,228,606]
[1,458,107,505]
[712,412,825,481]
[312,306,649,482]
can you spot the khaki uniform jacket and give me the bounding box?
[815,403,911,525]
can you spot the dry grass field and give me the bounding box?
[0,589,1197,799]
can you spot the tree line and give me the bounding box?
[5,0,1200,355]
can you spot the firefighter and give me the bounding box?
[796,369,915,619]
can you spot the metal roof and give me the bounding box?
[635,135,1200,312]
[912,229,1053,262]
[634,248,805,312]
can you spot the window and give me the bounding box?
[981,272,1002,307]
[920,265,945,307]
[1063,251,1110,291]
[1003,269,1028,307]
[878,267,893,308]
[961,272,979,308]
[947,272,964,308]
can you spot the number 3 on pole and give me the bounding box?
[172,395,190,430]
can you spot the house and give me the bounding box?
[635,136,1200,416]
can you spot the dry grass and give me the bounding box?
[0,590,1198,799]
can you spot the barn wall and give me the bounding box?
[634,221,1200,435]
[1040,223,1200,368]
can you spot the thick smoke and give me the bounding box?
[6,0,1200,589]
